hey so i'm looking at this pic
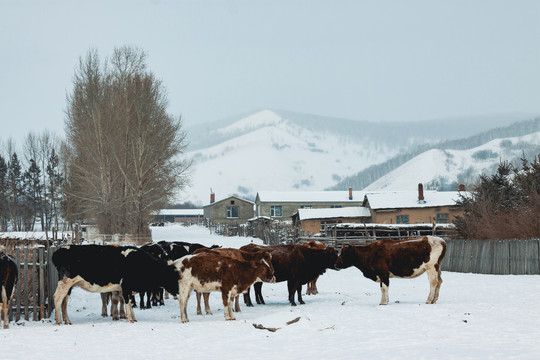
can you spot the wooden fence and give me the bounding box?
[3,245,58,324]
[442,238,540,275]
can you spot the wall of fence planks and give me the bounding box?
[442,238,540,275]
[4,245,58,323]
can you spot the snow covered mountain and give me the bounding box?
[181,110,396,205]
[363,132,540,192]
[179,109,537,206]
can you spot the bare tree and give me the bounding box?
[64,46,191,236]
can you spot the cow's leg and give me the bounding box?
[1,298,7,329]
[101,293,110,317]
[203,292,212,315]
[53,281,73,325]
[122,287,137,323]
[221,290,235,321]
[110,292,120,320]
[61,294,72,324]
[287,280,298,306]
[379,276,390,305]
[296,284,305,305]
[118,292,126,319]
[159,288,165,306]
[164,290,170,300]
[145,291,152,309]
[311,277,319,295]
[432,267,443,303]
[178,286,192,323]
[195,291,203,315]
[254,282,265,305]
[243,288,253,307]
[234,295,241,312]
[426,266,442,304]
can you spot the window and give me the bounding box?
[226,206,239,218]
[270,205,283,217]
[396,215,409,224]
[436,213,449,224]
[300,205,312,209]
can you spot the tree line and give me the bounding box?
[0,132,63,234]
[455,155,540,239]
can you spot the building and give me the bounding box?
[203,194,255,225]
[292,206,371,235]
[255,188,364,221]
[153,209,204,224]
[363,184,466,224]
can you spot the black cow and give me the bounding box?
[0,252,18,329]
[52,245,179,324]
[138,242,169,309]
[240,244,338,306]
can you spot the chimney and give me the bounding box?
[458,184,466,192]
[210,192,215,204]
[349,187,353,200]
[418,183,425,202]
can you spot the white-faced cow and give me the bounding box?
[0,252,18,329]
[52,245,180,324]
[335,236,446,305]
[174,251,275,323]
[240,243,339,306]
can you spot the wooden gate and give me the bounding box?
[3,245,58,323]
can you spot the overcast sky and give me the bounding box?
[1,0,539,146]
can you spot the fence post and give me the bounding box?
[15,247,22,322]
[39,247,45,319]
[32,247,38,321]
[23,247,30,321]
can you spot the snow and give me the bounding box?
[3,224,540,359]
[257,190,364,203]
[183,110,393,205]
[298,206,371,220]
[364,190,464,209]
[364,131,540,192]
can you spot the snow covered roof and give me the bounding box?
[297,207,371,220]
[364,191,466,210]
[256,191,364,203]
[204,195,255,207]
[155,209,204,216]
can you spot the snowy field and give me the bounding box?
[2,224,539,359]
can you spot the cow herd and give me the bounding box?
[0,235,447,328]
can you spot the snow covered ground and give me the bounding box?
[2,224,539,359]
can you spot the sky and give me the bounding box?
[1,0,539,146]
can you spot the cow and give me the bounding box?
[52,244,180,324]
[157,240,220,303]
[191,247,273,314]
[0,252,18,329]
[334,236,446,305]
[302,240,327,295]
[100,291,125,320]
[174,251,275,323]
[138,242,170,309]
[240,243,338,306]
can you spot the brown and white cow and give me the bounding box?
[174,251,275,323]
[335,236,446,305]
[302,240,327,295]
[0,252,18,329]
[191,247,273,314]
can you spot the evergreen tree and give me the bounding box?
[8,152,23,231]
[0,155,8,231]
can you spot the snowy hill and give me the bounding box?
[363,132,540,191]
[180,110,538,205]
[181,110,395,205]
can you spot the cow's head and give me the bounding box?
[335,245,355,270]
[252,252,275,283]
[323,247,339,270]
